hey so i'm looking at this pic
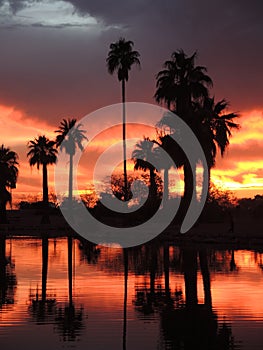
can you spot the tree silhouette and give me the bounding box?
[27,136,57,208]
[28,235,56,323]
[132,137,160,200]
[55,118,87,205]
[155,50,212,216]
[196,97,239,191]
[107,37,140,200]
[155,50,212,117]
[0,236,17,307]
[54,236,84,342]
[154,118,184,206]
[0,145,18,223]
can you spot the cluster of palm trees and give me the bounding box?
[27,119,87,208]
[0,119,86,223]
[0,37,239,224]
[133,49,239,214]
[0,145,19,223]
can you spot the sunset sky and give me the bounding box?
[0,0,263,203]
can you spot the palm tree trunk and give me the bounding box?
[41,163,50,224]
[163,242,170,298]
[179,162,194,222]
[0,234,6,302]
[68,235,73,307]
[150,168,157,198]
[199,249,212,309]
[163,168,169,206]
[182,248,198,308]
[41,236,48,301]
[122,79,128,200]
[0,187,9,224]
[43,163,48,206]
[0,201,7,224]
[123,249,128,350]
[69,154,73,204]
[201,164,210,205]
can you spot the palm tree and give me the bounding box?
[0,145,18,224]
[132,137,160,199]
[196,97,239,191]
[155,50,212,216]
[107,37,141,200]
[155,50,212,118]
[27,136,57,207]
[155,114,185,206]
[55,118,87,204]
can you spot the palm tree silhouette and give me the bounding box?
[27,136,57,208]
[154,117,183,206]
[132,137,160,200]
[196,97,239,190]
[107,38,140,200]
[54,236,84,342]
[155,50,212,214]
[0,145,18,224]
[55,119,87,205]
[155,50,212,117]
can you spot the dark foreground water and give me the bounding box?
[0,236,263,349]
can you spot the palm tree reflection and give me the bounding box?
[29,235,56,323]
[161,246,238,349]
[54,236,84,342]
[123,248,128,350]
[131,243,239,349]
[0,235,16,308]
[28,235,85,341]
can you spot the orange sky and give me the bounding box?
[1,104,263,205]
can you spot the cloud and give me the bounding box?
[0,0,262,124]
[0,0,101,28]
[0,0,263,200]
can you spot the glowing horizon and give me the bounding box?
[1,104,263,206]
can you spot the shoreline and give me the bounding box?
[1,209,263,249]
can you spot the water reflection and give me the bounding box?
[28,235,85,342]
[0,235,16,308]
[0,236,263,349]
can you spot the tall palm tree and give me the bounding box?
[132,137,160,199]
[27,136,57,207]
[196,97,239,190]
[107,38,141,200]
[155,50,212,118]
[155,50,212,216]
[0,145,18,223]
[155,114,185,205]
[55,118,87,204]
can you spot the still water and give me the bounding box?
[0,236,263,349]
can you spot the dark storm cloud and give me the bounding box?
[0,0,262,126]
[66,0,263,108]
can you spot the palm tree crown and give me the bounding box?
[0,145,19,222]
[106,37,141,82]
[27,135,57,206]
[132,137,160,199]
[55,118,87,155]
[132,137,159,173]
[27,136,57,169]
[0,144,19,189]
[55,118,87,204]
[155,50,212,117]
[197,97,240,169]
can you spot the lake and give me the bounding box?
[0,236,263,349]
